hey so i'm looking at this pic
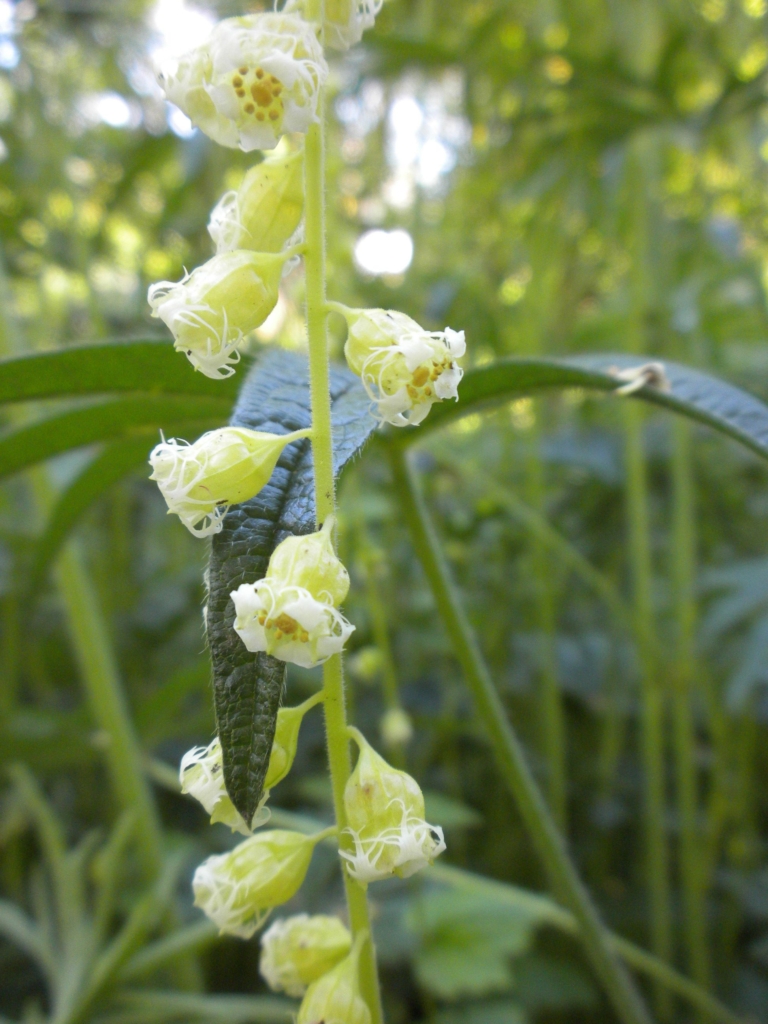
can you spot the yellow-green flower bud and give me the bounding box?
[265,692,323,791]
[231,519,355,668]
[286,0,382,51]
[380,707,414,748]
[341,728,445,884]
[260,914,352,996]
[180,737,251,835]
[149,426,310,537]
[297,932,370,1024]
[192,829,330,938]
[156,13,328,152]
[335,304,466,427]
[148,250,287,378]
[209,150,304,254]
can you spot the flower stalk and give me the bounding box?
[302,61,384,1024]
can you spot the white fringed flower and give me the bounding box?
[193,829,326,938]
[232,581,354,668]
[340,728,445,884]
[337,305,466,427]
[149,426,310,537]
[286,0,383,50]
[232,520,355,668]
[180,738,255,835]
[156,13,328,152]
[208,149,304,254]
[148,250,286,378]
[297,932,370,1024]
[260,914,352,997]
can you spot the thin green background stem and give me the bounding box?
[623,401,673,1005]
[623,145,673,1011]
[303,98,383,1022]
[390,446,654,1024]
[525,436,567,831]
[54,539,163,879]
[671,418,711,1000]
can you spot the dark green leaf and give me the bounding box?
[0,340,240,404]
[391,355,768,464]
[28,438,150,596]
[207,347,374,824]
[0,396,231,482]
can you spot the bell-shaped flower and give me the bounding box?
[297,931,371,1024]
[231,518,355,668]
[334,304,466,427]
[209,149,304,254]
[193,828,332,938]
[340,728,445,884]
[260,914,352,997]
[286,0,383,51]
[148,249,288,378]
[149,426,310,537]
[157,13,328,152]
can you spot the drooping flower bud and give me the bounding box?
[297,931,371,1024]
[180,737,251,835]
[180,694,321,835]
[334,305,466,427]
[286,0,383,51]
[260,914,352,997]
[193,828,332,938]
[340,728,445,884]
[148,250,288,378]
[231,518,355,668]
[156,13,328,152]
[209,149,304,255]
[264,692,323,791]
[380,707,414,748]
[149,426,310,537]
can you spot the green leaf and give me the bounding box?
[410,890,538,1000]
[207,347,374,824]
[0,396,231,482]
[0,340,240,404]
[0,900,55,979]
[514,952,598,1012]
[28,438,151,595]
[434,1000,528,1024]
[392,355,768,464]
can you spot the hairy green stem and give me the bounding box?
[303,101,383,1023]
[670,418,711,1002]
[390,447,654,1024]
[623,401,673,1006]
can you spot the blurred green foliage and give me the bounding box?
[3,0,768,1021]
